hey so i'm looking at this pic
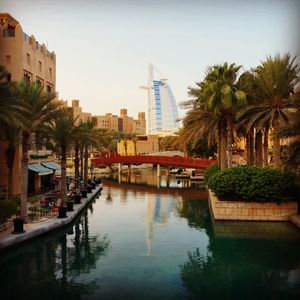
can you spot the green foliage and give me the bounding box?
[204,164,220,184]
[0,199,18,223]
[187,136,217,158]
[158,136,180,151]
[208,166,298,202]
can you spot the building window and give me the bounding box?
[6,74,11,82]
[23,71,31,82]
[49,67,52,77]
[47,84,52,93]
[26,53,30,65]
[39,61,42,72]
[5,55,11,64]
[36,77,43,86]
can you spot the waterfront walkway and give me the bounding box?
[0,186,102,251]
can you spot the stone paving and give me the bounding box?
[0,186,102,250]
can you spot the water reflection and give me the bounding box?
[0,201,109,300]
[1,169,300,299]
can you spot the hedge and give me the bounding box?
[204,164,221,184]
[207,166,298,203]
[0,200,18,223]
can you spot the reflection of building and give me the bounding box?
[0,13,56,92]
[146,194,176,256]
[141,63,179,134]
[117,135,159,155]
[92,108,146,134]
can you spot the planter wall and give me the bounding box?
[208,189,298,221]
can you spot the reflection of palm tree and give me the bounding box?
[180,237,300,299]
[67,212,110,276]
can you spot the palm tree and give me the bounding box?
[3,125,22,199]
[0,66,25,128]
[13,79,62,222]
[238,54,299,166]
[184,63,246,170]
[79,120,101,186]
[41,115,80,208]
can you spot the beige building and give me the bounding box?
[117,135,159,156]
[71,99,92,125]
[0,13,57,196]
[0,13,56,92]
[93,109,146,134]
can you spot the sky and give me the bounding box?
[1,0,300,119]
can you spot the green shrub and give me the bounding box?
[208,166,298,202]
[204,164,221,184]
[0,200,18,223]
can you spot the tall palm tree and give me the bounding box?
[41,115,80,208]
[0,66,25,128]
[238,54,299,166]
[3,125,22,199]
[13,79,62,222]
[185,63,246,170]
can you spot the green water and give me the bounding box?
[1,169,300,300]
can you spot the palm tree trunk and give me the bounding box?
[246,133,251,165]
[60,144,67,207]
[273,135,281,166]
[263,126,269,167]
[84,145,88,186]
[20,131,30,222]
[217,129,222,167]
[6,145,15,199]
[249,128,254,166]
[220,119,227,171]
[74,143,79,192]
[80,145,84,180]
[255,130,263,166]
[227,118,233,168]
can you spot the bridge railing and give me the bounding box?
[91,155,216,169]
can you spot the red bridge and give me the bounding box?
[91,155,216,170]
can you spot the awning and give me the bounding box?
[42,161,61,171]
[28,163,53,176]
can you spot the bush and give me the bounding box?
[208,166,298,202]
[204,164,221,184]
[0,199,18,223]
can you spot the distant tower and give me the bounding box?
[140,63,179,134]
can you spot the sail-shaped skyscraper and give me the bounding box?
[141,63,179,134]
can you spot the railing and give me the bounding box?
[92,155,216,169]
[3,28,15,37]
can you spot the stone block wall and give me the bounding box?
[209,190,298,221]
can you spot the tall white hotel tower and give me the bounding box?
[140,63,179,134]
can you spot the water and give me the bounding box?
[1,169,300,300]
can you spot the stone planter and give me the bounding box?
[75,194,81,204]
[66,201,74,211]
[58,206,67,218]
[209,189,298,221]
[12,218,25,234]
[81,190,87,198]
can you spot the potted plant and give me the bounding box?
[75,193,81,204]
[10,197,25,234]
[58,205,67,218]
[66,197,74,211]
[81,189,87,198]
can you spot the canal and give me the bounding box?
[1,169,300,299]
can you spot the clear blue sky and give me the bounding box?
[1,0,299,118]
